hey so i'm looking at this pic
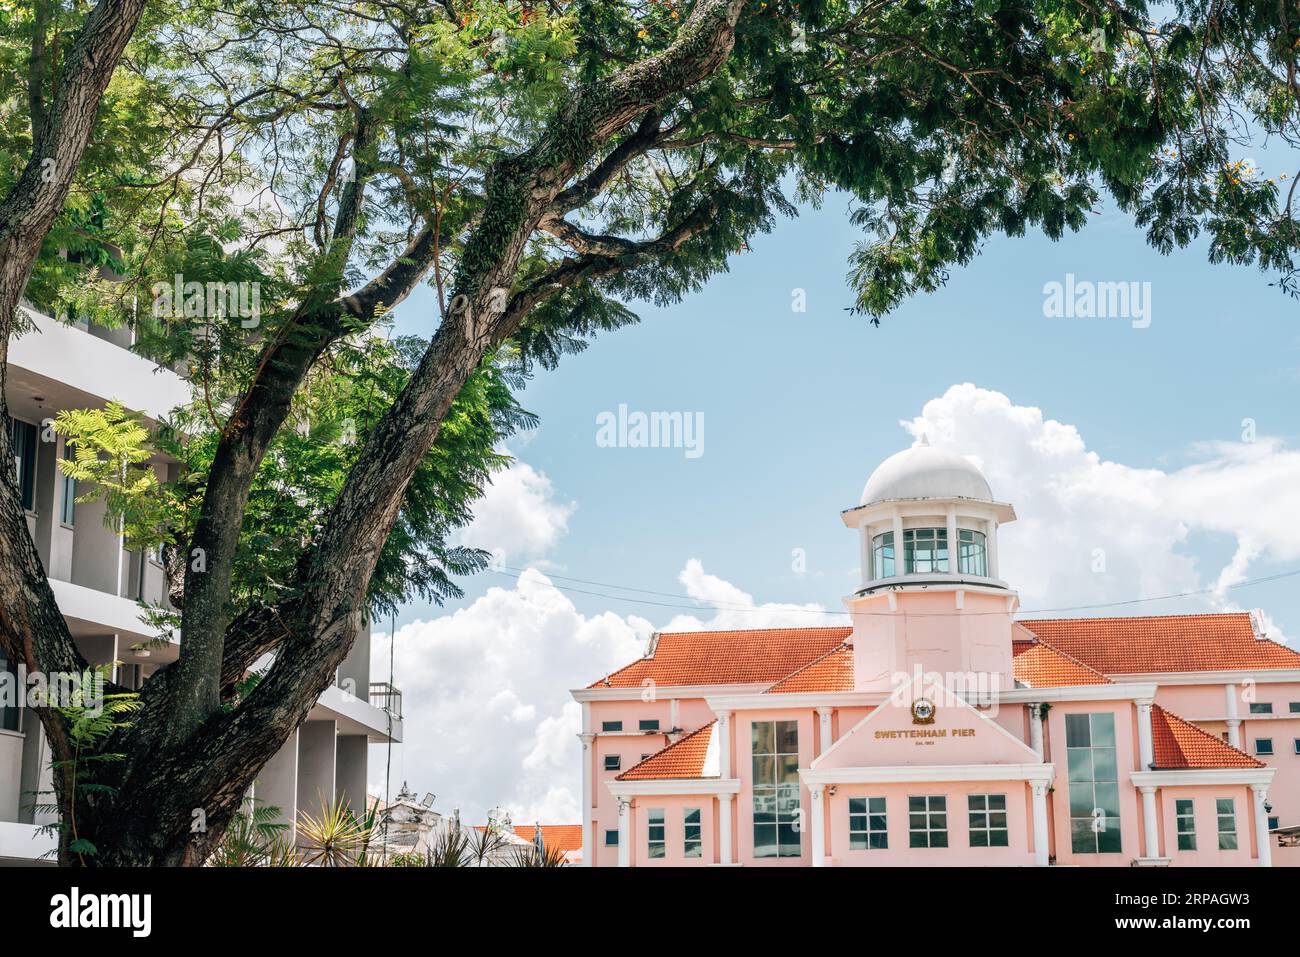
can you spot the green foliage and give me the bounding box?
[207,796,293,866]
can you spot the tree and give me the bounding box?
[3,0,1300,865]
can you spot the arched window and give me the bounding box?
[958,529,987,576]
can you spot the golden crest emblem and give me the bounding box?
[911,698,936,725]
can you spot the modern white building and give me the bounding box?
[1,306,402,864]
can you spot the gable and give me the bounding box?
[811,686,1039,771]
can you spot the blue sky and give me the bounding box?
[370,190,1300,821]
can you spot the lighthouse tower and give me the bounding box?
[841,438,1019,693]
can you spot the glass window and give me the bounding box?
[604,829,619,846]
[1216,798,1237,850]
[7,418,37,512]
[1268,816,1279,831]
[1066,712,1122,853]
[1248,702,1273,715]
[0,655,19,732]
[1175,799,1196,851]
[848,796,887,850]
[639,719,660,732]
[647,808,665,859]
[59,439,76,526]
[908,795,948,848]
[871,532,895,578]
[1290,702,1300,713]
[1255,738,1274,756]
[957,529,987,575]
[684,808,702,858]
[903,528,948,574]
[968,793,1008,847]
[1294,738,1300,755]
[752,719,801,858]
[601,720,622,732]
[603,754,621,771]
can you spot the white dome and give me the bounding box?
[860,442,993,506]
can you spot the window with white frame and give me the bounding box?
[603,754,620,771]
[601,720,622,732]
[872,531,895,578]
[639,719,660,731]
[908,795,948,848]
[752,719,801,858]
[1268,816,1279,831]
[1066,712,1122,853]
[1293,737,1300,755]
[683,808,702,858]
[848,796,887,849]
[957,528,987,575]
[1249,702,1273,714]
[604,829,618,846]
[903,528,948,573]
[968,794,1008,847]
[647,808,665,859]
[1175,799,1196,851]
[1255,738,1274,756]
[59,439,76,526]
[1216,799,1237,850]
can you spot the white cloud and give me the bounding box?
[371,569,650,826]
[662,558,841,632]
[902,383,1300,639]
[453,456,575,562]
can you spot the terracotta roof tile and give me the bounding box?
[616,722,717,780]
[1018,613,1300,675]
[1012,638,1111,687]
[510,824,583,854]
[1151,705,1265,769]
[589,627,851,689]
[766,643,854,693]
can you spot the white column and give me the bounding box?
[716,710,732,779]
[718,793,734,865]
[1252,785,1272,868]
[1027,703,1044,759]
[946,505,958,573]
[579,731,595,866]
[892,510,905,575]
[987,519,1000,578]
[617,798,631,868]
[669,698,679,733]
[816,707,833,756]
[1031,781,1050,866]
[1224,683,1241,749]
[859,523,872,587]
[809,786,826,867]
[1136,701,1154,770]
[1139,785,1160,859]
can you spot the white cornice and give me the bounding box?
[571,683,769,702]
[1131,768,1276,788]
[802,763,1054,786]
[704,683,1159,712]
[1001,684,1158,704]
[1107,670,1300,686]
[606,777,742,798]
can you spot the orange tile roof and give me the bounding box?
[1019,613,1300,675]
[767,643,854,693]
[1151,705,1265,769]
[616,721,717,780]
[510,824,583,854]
[1012,638,1111,687]
[589,627,851,689]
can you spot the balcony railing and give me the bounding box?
[369,682,403,720]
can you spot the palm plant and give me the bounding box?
[507,844,570,868]
[425,825,472,867]
[467,825,508,866]
[207,796,290,866]
[297,797,371,867]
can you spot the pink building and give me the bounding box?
[571,443,1300,867]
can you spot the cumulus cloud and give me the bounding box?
[902,383,1300,638]
[453,456,575,562]
[661,558,841,632]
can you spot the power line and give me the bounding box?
[485,562,1300,620]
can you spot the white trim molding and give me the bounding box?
[802,762,1054,787]
[1107,670,1300,686]
[572,682,771,703]
[606,777,742,799]
[1130,767,1276,788]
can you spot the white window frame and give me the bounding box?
[1216,798,1237,851]
[967,793,1008,847]
[908,795,948,848]
[683,808,702,858]
[848,796,887,850]
[646,808,665,859]
[603,754,621,771]
[1175,799,1196,851]
[1255,738,1274,756]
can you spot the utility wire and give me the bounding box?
[485,563,1300,620]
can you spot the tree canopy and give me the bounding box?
[3,0,1300,865]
